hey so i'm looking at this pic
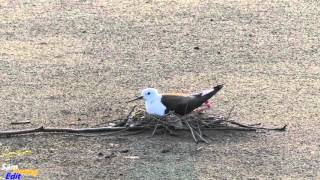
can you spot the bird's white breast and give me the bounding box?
[145,100,166,116]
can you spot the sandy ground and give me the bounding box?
[0,0,319,179]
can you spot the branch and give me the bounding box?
[92,106,137,127]
[185,120,198,143]
[0,126,142,137]
[226,121,287,131]
[11,121,31,125]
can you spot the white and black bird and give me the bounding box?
[127,85,223,116]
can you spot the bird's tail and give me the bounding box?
[200,84,223,102]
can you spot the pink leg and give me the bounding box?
[195,101,212,112]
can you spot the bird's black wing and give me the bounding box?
[161,95,204,115]
[161,85,223,115]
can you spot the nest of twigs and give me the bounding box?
[0,106,286,143]
[107,106,287,144]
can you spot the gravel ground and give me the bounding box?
[0,0,319,179]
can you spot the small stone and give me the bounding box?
[119,149,129,153]
[161,149,170,153]
[194,46,200,50]
[105,152,114,159]
[123,156,139,159]
[109,143,120,148]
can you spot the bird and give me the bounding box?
[127,84,223,116]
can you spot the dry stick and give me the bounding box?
[247,123,261,126]
[201,117,225,126]
[197,121,202,137]
[198,132,214,141]
[226,120,257,129]
[226,121,287,131]
[203,115,280,130]
[201,127,257,131]
[192,129,209,144]
[199,120,214,128]
[151,124,160,137]
[185,120,198,143]
[0,126,142,137]
[223,106,286,131]
[68,123,88,126]
[190,126,208,143]
[126,105,137,120]
[184,103,189,116]
[248,124,287,131]
[11,121,31,125]
[186,120,209,144]
[148,115,177,135]
[148,115,172,126]
[196,120,214,141]
[92,105,137,127]
[114,105,137,127]
[226,105,235,121]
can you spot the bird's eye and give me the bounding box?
[147,92,151,95]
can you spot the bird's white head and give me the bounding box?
[126,88,166,116]
[141,88,161,103]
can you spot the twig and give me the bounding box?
[226,121,287,131]
[126,105,137,119]
[92,106,137,127]
[148,115,174,127]
[197,121,202,137]
[247,123,261,126]
[192,129,209,144]
[185,120,198,143]
[226,120,257,129]
[151,124,160,137]
[68,123,88,126]
[250,124,287,131]
[0,126,142,137]
[201,127,257,131]
[226,105,235,121]
[11,121,31,125]
[188,120,209,144]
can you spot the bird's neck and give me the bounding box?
[147,94,162,104]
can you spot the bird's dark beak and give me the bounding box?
[126,96,143,103]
